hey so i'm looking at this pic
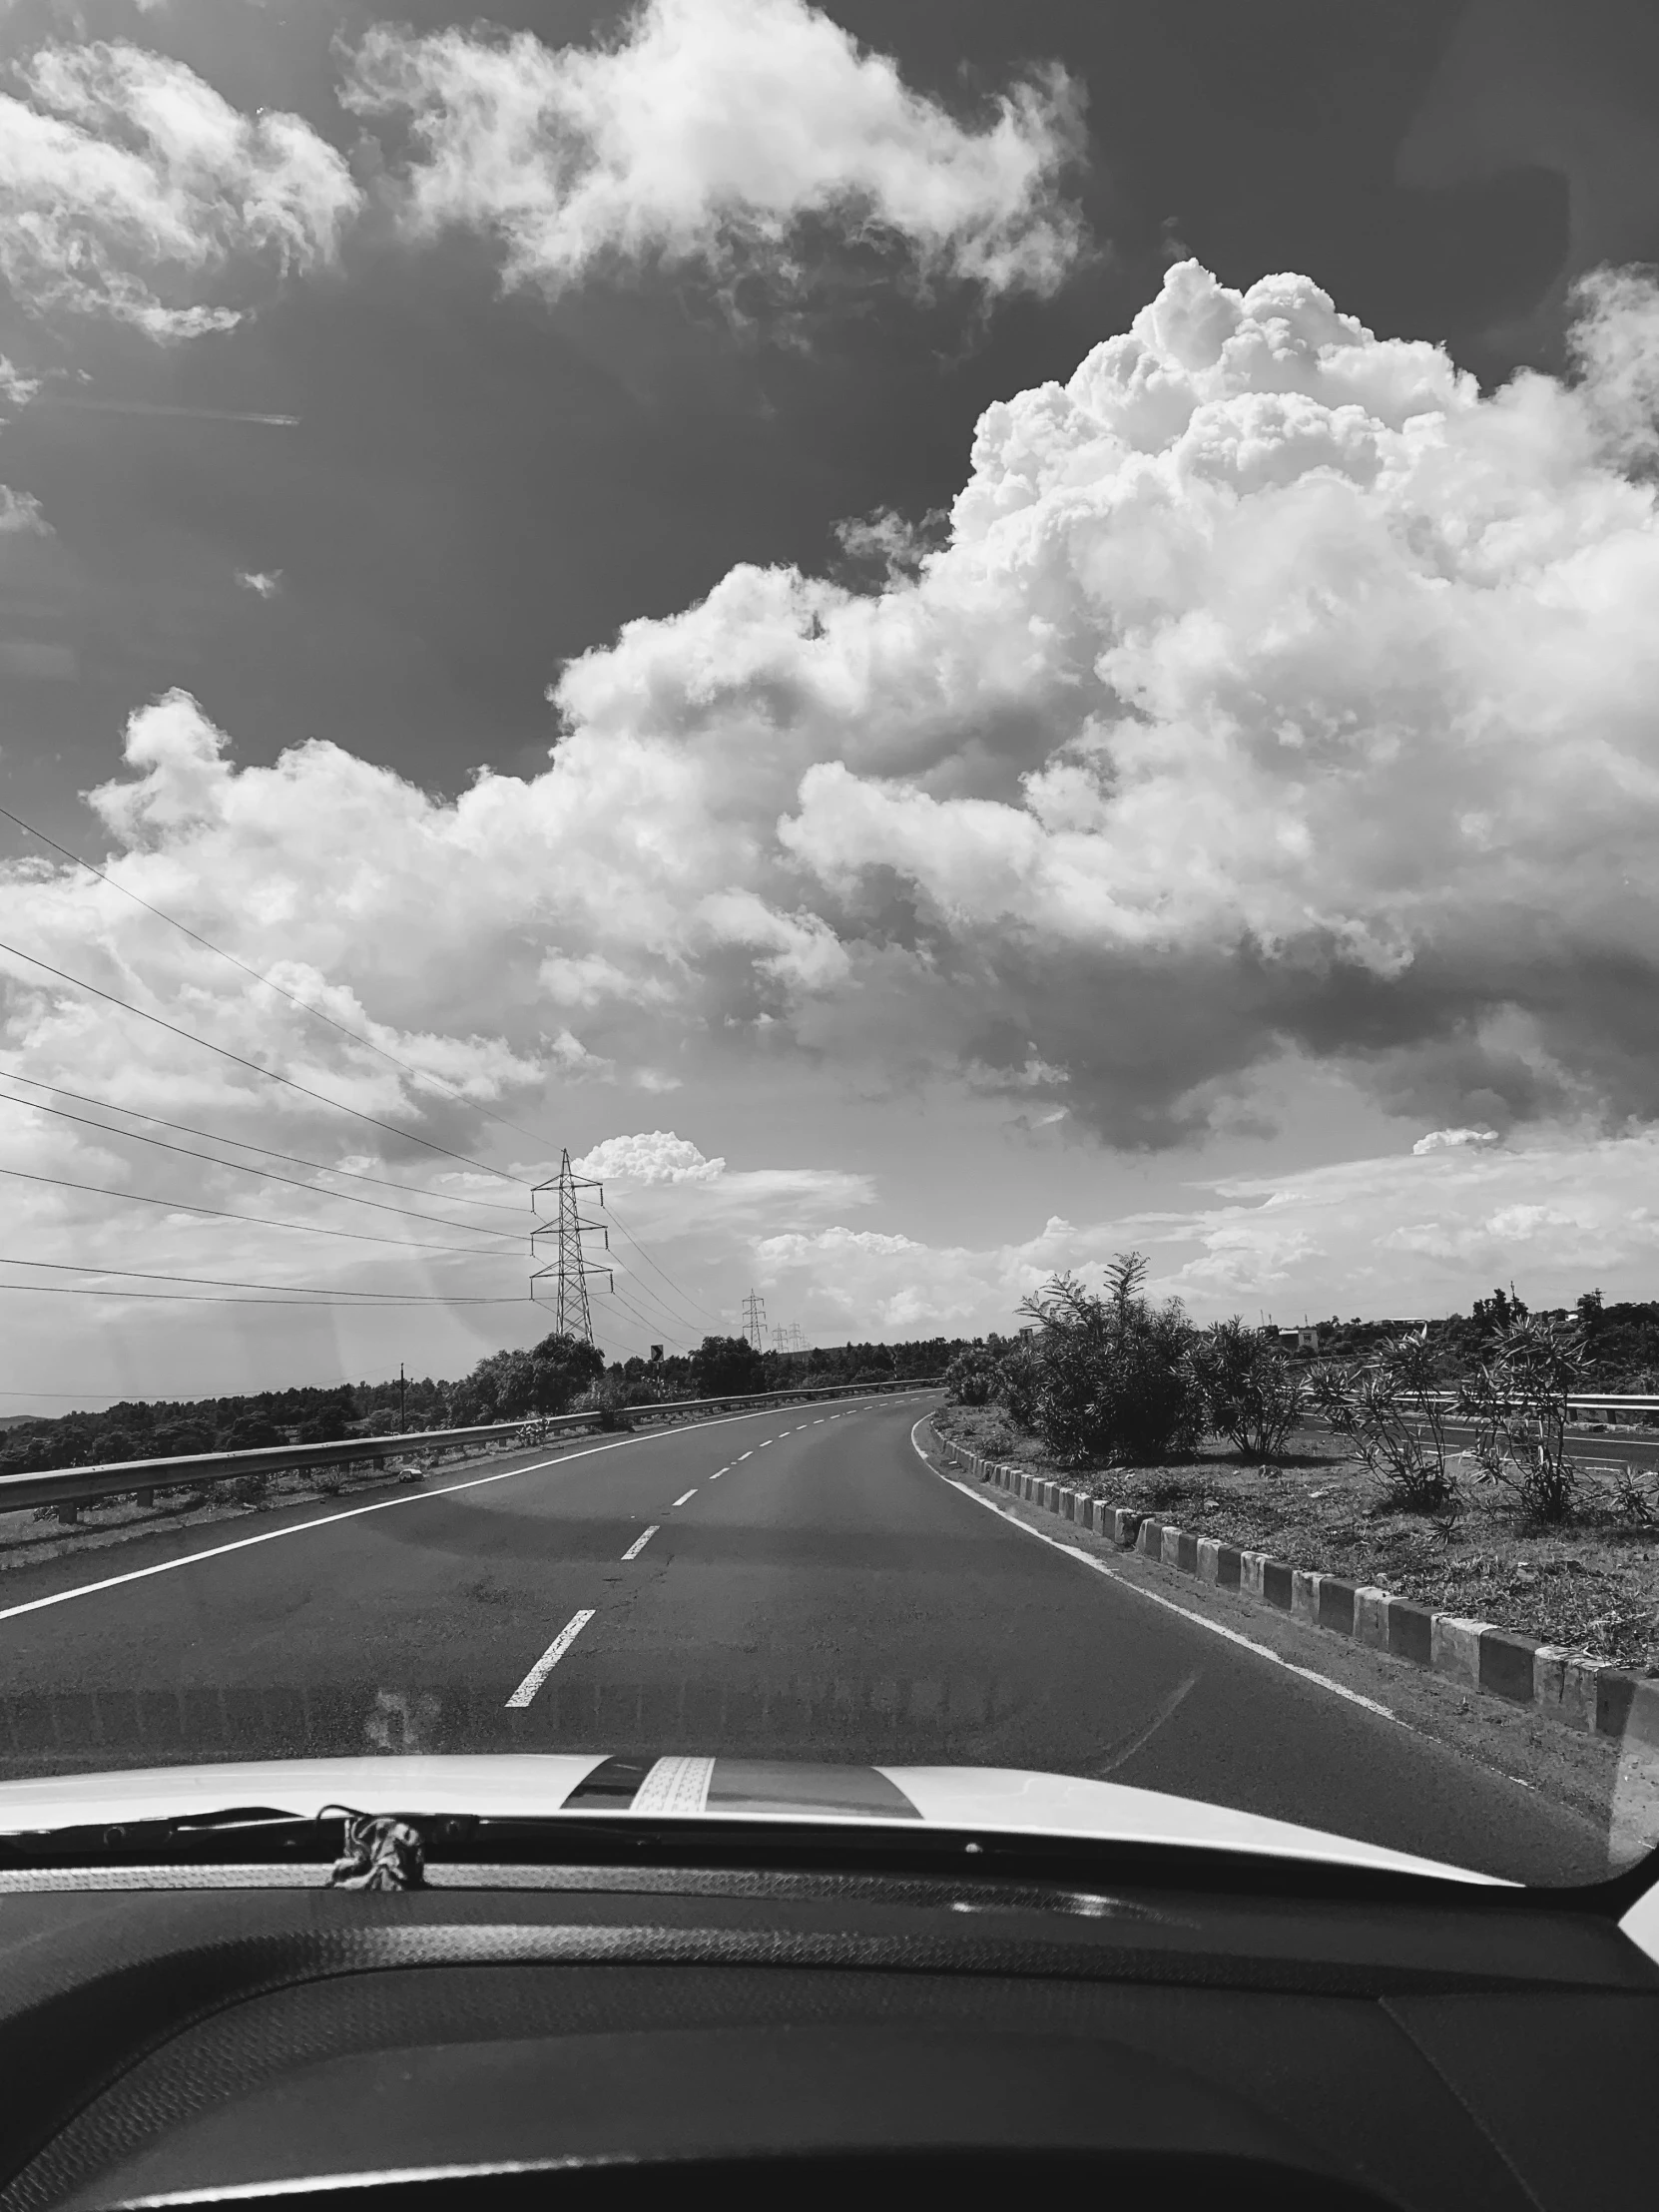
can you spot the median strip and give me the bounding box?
[505,1608,595,1708]
[924,1418,1659,1756]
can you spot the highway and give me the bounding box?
[0,1393,1610,1883]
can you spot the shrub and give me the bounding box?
[1457,1313,1586,1522]
[1308,1329,1456,1510]
[944,1348,998,1406]
[1016,1256,1205,1466]
[1186,1319,1304,1459]
[992,1341,1041,1429]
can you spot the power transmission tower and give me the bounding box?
[771,1326,791,1351]
[789,1324,807,1353]
[742,1290,767,1348]
[531,1149,612,1344]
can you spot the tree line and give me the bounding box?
[0,1331,965,1476]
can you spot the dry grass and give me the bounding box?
[935,1404,1659,1674]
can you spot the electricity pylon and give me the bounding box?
[531,1149,612,1344]
[771,1326,791,1351]
[741,1290,767,1348]
[789,1324,807,1353]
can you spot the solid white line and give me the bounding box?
[907,1419,1400,1726]
[671,1488,697,1507]
[620,1525,659,1561]
[504,1609,594,1708]
[0,1397,877,1632]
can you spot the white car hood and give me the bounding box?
[0,1754,1502,1884]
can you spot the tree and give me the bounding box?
[690,1336,765,1398]
[294,1410,347,1445]
[1015,1257,1204,1465]
[218,1414,281,1452]
[1186,1319,1304,1460]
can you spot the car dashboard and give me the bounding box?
[0,1828,1654,2212]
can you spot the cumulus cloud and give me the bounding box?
[0,39,360,336]
[341,0,1086,305]
[1154,1130,1659,1318]
[575,1131,726,1185]
[1412,1127,1500,1155]
[16,257,1659,1236]
[0,483,50,533]
[235,567,281,598]
[0,354,41,406]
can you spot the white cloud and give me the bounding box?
[0,483,50,533]
[1412,1127,1500,1155]
[235,567,282,598]
[0,354,42,406]
[0,39,360,336]
[341,0,1085,305]
[15,257,1659,1368]
[575,1130,726,1185]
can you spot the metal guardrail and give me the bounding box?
[0,1376,944,1521]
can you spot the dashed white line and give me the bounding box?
[738,1450,753,1461]
[0,1400,843,1632]
[759,1440,772,1449]
[671,1488,698,1507]
[505,1608,594,1708]
[620,1525,659,1561]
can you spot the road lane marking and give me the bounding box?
[620,1525,659,1561]
[737,1450,753,1460]
[671,1488,698,1507]
[759,1440,772,1448]
[505,1609,594,1708]
[0,1392,894,1633]
[908,1417,1401,1727]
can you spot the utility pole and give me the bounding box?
[742,1290,767,1349]
[531,1149,613,1345]
[398,1363,406,1431]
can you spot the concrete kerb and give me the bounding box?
[926,1419,1659,1755]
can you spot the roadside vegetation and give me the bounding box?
[938,1257,1659,1675]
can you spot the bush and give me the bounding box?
[1308,1329,1456,1510]
[1016,1256,1205,1466]
[943,1349,998,1406]
[1186,1319,1304,1459]
[1457,1313,1586,1522]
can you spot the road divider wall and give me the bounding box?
[926,1421,1659,1757]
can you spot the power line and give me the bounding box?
[0,825,728,1334]
[601,1193,725,1329]
[0,803,567,1163]
[0,935,526,1188]
[0,1256,526,1303]
[0,1087,527,1242]
[0,1281,537,1308]
[0,1069,527,1217]
[0,1162,522,1256]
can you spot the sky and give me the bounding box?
[3,0,1659,1409]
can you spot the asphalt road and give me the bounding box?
[0,1393,1611,1883]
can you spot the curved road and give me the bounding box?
[0,1392,1609,1882]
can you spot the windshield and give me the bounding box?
[1,0,1657,1896]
